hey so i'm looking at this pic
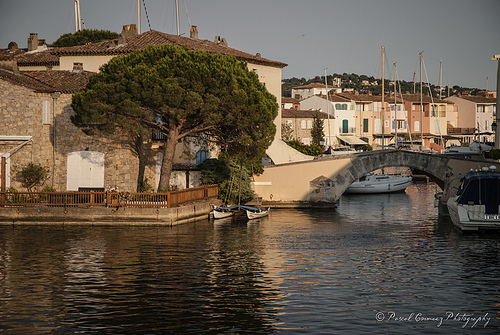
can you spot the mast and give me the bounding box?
[74,1,78,32]
[439,58,442,100]
[325,68,331,149]
[394,62,397,148]
[77,0,81,31]
[381,47,385,150]
[137,0,141,34]
[420,52,424,151]
[176,0,180,36]
[74,0,82,32]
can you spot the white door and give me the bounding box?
[67,151,104,191]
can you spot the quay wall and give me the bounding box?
[0,200,220,226]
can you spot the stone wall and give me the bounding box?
[0,79,157,192]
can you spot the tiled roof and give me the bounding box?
[323,94,352,102]
[282,97,300,103]
[0,69,90,93]
[0,48,26,61]
[16,50,59,67]
[401,94,450,104]
[292,83,327,89]
[51,30,287,68]
[282,109,329,119]
[337,93,383,102]
[456,95,496,104]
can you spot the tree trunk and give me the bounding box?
[158,127,179,192]
[135,136,146,193]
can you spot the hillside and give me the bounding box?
[282,73,482,99]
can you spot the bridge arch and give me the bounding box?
[253,150,500,205]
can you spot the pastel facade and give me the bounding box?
[445,95,497,144]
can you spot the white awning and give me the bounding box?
[337,135,367,145]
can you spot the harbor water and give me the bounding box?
[0,181,499,334]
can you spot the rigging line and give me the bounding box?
[142,0,152,31]
[422,56,444,149]
[395,67,413,146]
[183,0,191,28]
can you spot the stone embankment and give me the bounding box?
[0,200,221,226]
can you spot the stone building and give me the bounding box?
[1,25,307,192]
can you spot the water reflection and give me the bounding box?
[0,182,499,334]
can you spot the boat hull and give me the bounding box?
[345,175,412,194]
[447,197,500,232]
[246,208,269,220]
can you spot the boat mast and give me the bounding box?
[176,0,180,35]
[439,58,442,100]
[381,47,385,149]
[325,68,331,149]
[137,0,141,34]
[394,62,397,148]
[420,51,424,151]
[74,0,82,32]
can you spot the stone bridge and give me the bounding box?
[252,150,500,207]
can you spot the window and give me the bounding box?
[286,120,293,128]
[42,100,50,124]
[307,120,312,129]
[301,120,307,129]
[335,103,341,110]
[414,121,420,132]
[485,120,489,131]
[363,119,369,132]
[302,138,311,145]
[196,150,210,164]
[342,119,348,133]
[431,104,437,117]
[342,104,347,110]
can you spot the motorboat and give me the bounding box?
[345,173,412,194]
[240,205,269,220]
[446,166,500,232]
[211,205,239,219]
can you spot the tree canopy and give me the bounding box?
[50,29,119,47]
[71,44,278,190]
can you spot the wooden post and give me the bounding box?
[1,156,6,190]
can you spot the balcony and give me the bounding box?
[447,127,476,135]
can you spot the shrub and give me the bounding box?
[285,140,323,156]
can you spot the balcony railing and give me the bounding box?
[447,127,476,135]
[0,184,218,208]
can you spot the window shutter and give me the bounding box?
[42,100,50,124]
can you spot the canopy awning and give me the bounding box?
[337,135,367,146]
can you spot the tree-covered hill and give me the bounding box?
[282,73,482,98]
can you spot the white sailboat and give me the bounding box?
[345,174,412,194]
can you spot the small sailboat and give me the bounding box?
[240,205,269,220]
[211,205,239,219]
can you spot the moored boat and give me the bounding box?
[240,205,269,220]
[446,166,500,232]
[345,174,412,194]
[211,205,239,219]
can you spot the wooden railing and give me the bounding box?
[0,184,218,208]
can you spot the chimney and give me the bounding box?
[27,33,38,52]
[190,25,198,40]
[118,24,138,44]
[8,41,18,52]
[214,36,228,47]
[72,62,84,73]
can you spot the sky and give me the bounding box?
[1,0,499,90]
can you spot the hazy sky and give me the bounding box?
[1,0,499,90]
